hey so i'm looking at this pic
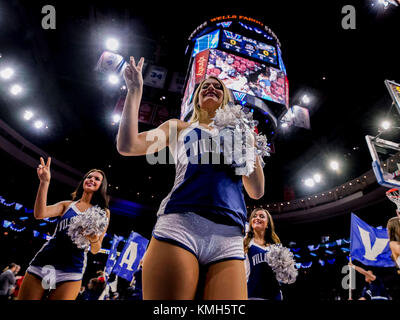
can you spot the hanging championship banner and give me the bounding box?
[168,72,185,93]
[385,79,400,114]
[143,65,168,89]
[104,235,124,279]
[112,231,149,282]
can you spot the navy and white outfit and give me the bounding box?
[152,122,247,265]
[360,277,390,300]
[245,240,282,300]
[27,201,88,284]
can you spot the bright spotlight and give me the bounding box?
[381,120,391,130]
[23,110,34,120]
[0,67,14,80]
[34,120,44,129]
[108,74,119,85]
[112,113,121,123]
[281,122,288,128]
[304,178,315,187]
[330,160,339,171]
[302,94,310,104]
[105,38,119,51]
[313,173,322,183]
[10,84,22,96]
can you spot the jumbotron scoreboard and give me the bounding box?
[181,15,289,141]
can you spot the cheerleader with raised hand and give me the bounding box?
[117,56,266,299]
[244,208,297,300]
[17,157,110,300]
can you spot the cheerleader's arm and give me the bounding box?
[87,209,111,254]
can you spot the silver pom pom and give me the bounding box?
[67,205,109,250]
[265,244,298,284]
[212,103,271,176]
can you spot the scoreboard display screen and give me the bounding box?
[206,49,287,106]
[220,30,278,66]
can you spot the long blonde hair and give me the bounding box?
[244,208,281,254]
[189,76,233,124]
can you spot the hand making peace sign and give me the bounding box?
[123,56,145,92]
[37,157,51,183]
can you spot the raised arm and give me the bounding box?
[116,57,181,156]
[34,157,70,219]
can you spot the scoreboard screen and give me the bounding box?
[192,29,220,57]
[206,49,287,106]
[220,30,278,66]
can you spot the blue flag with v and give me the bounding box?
[350,213,395,267]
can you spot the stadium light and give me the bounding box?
[330,160,339,171]
[108,74,119,85]
[0,67,14,80]
[34,120,44,129]
[313,173,322,183]
[23,110,34,121]
[10,84,22,96]
[304,178,315,187]
[112,113,121,124]
[381,120,391,130]
[105,38,119,52]
[302,94,310,105]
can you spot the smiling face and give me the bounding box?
[251,210,269,232]
[198,78,224,111]
[83,171,104,193]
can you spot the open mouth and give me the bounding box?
[205,92,218,98]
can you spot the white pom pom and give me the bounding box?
[211,103,271,176]
[266,244,298,284]
[67,205,109,250]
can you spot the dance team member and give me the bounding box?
[387,213,400,268]
[18,157,110,300]
[117,56,265,299]
[244,208,283,300]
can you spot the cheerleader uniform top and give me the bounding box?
[156,121,247,233]
[245,240,282,300]
[29,201,88,274]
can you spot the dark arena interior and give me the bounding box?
[1,0,400,309]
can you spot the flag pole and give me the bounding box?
[348,256,352,300]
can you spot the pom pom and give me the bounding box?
[211,103,271,176]
[67,205,108,250]
[265,244,298,284]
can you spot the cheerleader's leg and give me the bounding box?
[203,259,247,300]
[17,272,46,300]
[142,237,199,299]
[47,280,82,300]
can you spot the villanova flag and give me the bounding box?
[350,213,395,267]
[112,231,149,281]
[104,234,124,279]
